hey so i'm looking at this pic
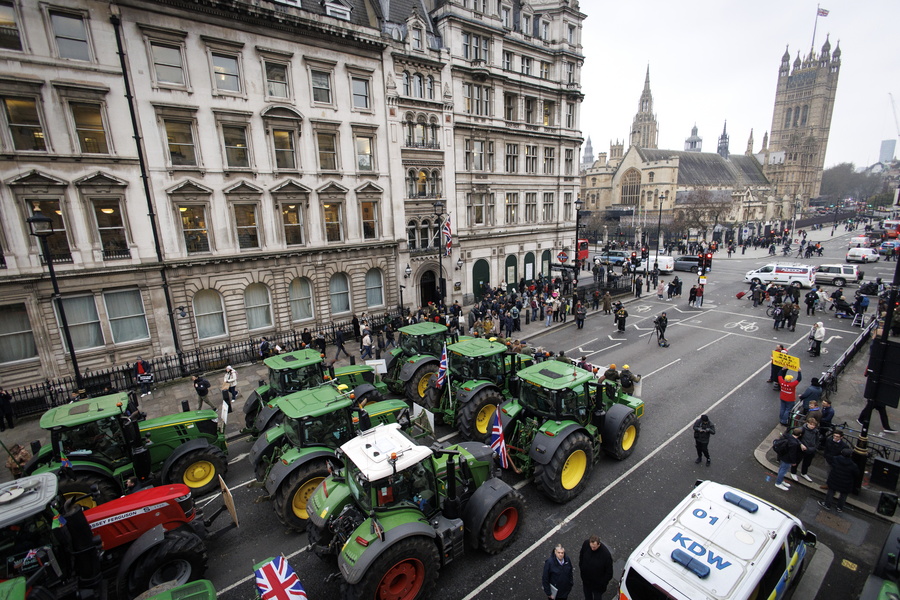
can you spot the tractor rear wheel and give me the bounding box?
[168,447,227,497]
[535,432,593,503]
[127,527,207,597]
[457,388,502,440]
[405,364,438,405]
[57,473,119,508]
[478,490,525,554]
[601,408,640,460]
[274,460,329,532]
[356,388,385,408]
[343,536,439,600]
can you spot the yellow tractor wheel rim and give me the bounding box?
[622,425,637,451]
[183,460,216,488]
[63,491,98,509]
[561,449,587,490]
[292,477,325,520]
[475,404,497,435]
[417,372,436,398]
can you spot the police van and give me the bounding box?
[744,263,816,288]
[619,480,816,600]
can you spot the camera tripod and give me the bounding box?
[648,324,669,347]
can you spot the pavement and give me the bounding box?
[5,222,900,525]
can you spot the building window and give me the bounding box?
[463,83,491,116]
[563,192,572,220]
[525,145,537,173]
[505,143,518,173]
[505,192,518,224]
[504,93,517,121]
[541,20,549,41]
[501,6,511,28]
[462,32,489,61]
[566,103,574,128]
[413,74,424,98]
[525,192,537,221]
[542,192,554,221]
[407,220,417,250]
[0,304,36,363]
[323,203,342,242]
[568,24,576,44]
[543,101,555,126]
[0,1,22,51]
[524,97,535,123]
[311,70,332,103]
[164,120,197,166]
[58,296,102,350]
[212,53,241,93]
[265,62,289,98]
[356,135,374,171]
[540,62,550,79]
[92,199,129,259]
[103,290,149,344]
[418,219,431,249]
[289,277,313,321]
[468,193,485,226]
[361,200,378,239]
[426,76,435,99]
[566,62,575,84]
[351,77,370,109]
[70,102,108,154]
[194,289,226,339]
[411,28,422,50]
[521,56,532,76]
[179,205,210,253]
[281,203,304,245]
[29,200,70,260]
[503,51,512,70]
[272,129,296,170]
[234,204,259,249]
[317,132,338,170]
[521,15,531,36]
[222,126,250,168]
[50,11,90,61]
[329,273,351,314]
[4,97,46,151]
[151,42,185,86]
[244,283,272,330]
[564,149,574,175]
[543,147,555,174]
[365,268,384,307]
[648,171,655,183]
[620,169,640,205]
[465,139,485,170]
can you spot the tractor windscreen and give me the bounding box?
[300,412,352,449]
[272,365,323,395]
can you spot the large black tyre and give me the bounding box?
[342,536,439,600]
[477,490,525,555]
[307,520,337,563]
[535,431,593,503]
[457,388,503,440]
[57,473,119,508]
[167,447,227,497]
[274,460,330,532]
[602,409,640,461]
[127,527,207,598]
[356,388,385,408]
[405,363,438,405]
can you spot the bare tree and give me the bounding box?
[673,189,736,239]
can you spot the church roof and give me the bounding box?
[636,148,769,186]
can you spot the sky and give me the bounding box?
[578,0,900,169]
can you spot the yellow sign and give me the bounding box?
[772,351,800,371]
[699,276,707,285]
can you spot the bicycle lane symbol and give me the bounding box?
[724,320,759,333]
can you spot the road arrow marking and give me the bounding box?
[825,335,843,344]
[636,305,652,312]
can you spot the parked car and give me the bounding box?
[673,255,704,272]
[846,247,880,263]
[594,250,630,266]
[879,241,900,256]
[815,264,859,287]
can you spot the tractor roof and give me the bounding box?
[398,321,447,337]
[0,473,58,529]
[517,360,594,389]
[448,337,507,358]
[40,393,130,429]
[341,423,432,481]
[264,348,324,370]
[277,385,353,419]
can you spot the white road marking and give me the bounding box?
[697,333,731,351]
[566,338,598,353]
[228,452,249,464]
[640,359,681,379]
[438,432,458,443]
[825,335,843,344]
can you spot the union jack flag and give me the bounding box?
[442,216,452,256]
[491,410,509,469]
[817,7,829,16]
[255,556,307,600]
[434,343,448,389]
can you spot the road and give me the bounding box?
[206,243,895,599]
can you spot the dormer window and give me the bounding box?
[412,28,423,50]
[323,0,351,20]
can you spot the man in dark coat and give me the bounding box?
[542,544,574,600]
[774,428,803,491]
[615,306,628,332]
[0,387,14,431]
[579,535,613,600]
[191,374,217,410]
[818,448,860,512]
[693,414,716,466]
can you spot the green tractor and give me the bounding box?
[307,423,524,600]
[496,359,644,503]
[425,338,532,440]
[243,348,388,436]
[25,392,228,504]
[382,322,462,405]
[249,385,415,532]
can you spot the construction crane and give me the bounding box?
[891,93,900,139]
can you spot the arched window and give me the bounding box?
[784,108,792,128]
[415,117,426,145]
[620,169,640,205]
[329,273,351,314]
[407,220,418,250]
[426,76,435,99]
[417,170,428,196]
[793,106,801,127]
[420,219,431,248]
[429,169,441,196]
[365,268,384,307]
[288,277,313,321]
[429,117,439,145]
[800,105,809,126]
[431,220,441,248]
[407,169,418,197]
[413,74,423,98]
[244,283,272,330]
[402,71,410,95]
[193,289,226,339]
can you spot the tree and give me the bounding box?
[672,189,736,239]
[820,163,884,204]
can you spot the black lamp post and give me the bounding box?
[27,210,85,391]
[574,197,584,272]
[654,192,664,271]
[433,200,446,308]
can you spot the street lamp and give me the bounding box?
[574,197,584,271]
[433,200,446,307]
[27,210,85,392]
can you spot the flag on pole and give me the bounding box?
[490,410,510,469]
[60,451,71,468]
[817,7,829,16]
[442,216,452,256]
[255,556,308,600]
[434,343,448,389]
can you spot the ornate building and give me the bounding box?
[684,125,702,152]
[629,66,658,149]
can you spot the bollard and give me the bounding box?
[878,492,898,517]
[375,348,381,360]
[349,356,356,366]
[525,311,530,325]
[181,399,191,412]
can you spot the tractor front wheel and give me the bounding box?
[343,536,439,600]
[127,527,207,597]
[274,461,329,532]
[457,389,503,440]
[356,389,385,408]
[405,364,438,405]
[478,490,525,554]
[57,474,119,508]
[307,520,337,563]
[168,447,227,497]
[601,408,640,460]
[535,432,593,503]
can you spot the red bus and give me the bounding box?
[576,239,589,264]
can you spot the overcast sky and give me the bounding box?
[578,0,900,169]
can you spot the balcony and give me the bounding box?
[103,248,132,260]
[404,140,441,150]
[41,252,72,264]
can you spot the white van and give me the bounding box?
[744,263,816,288]
[846,247,880,263]
[848,235,873,249]
[619,480,816,600]
[639,255,675,273]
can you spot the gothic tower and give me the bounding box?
[684,124,702,152]
[717,121,729,159]
[581,136,595,170]
[763,37,841,203]
[630,66,658,149]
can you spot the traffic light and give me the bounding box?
[705,253,713,271]
[630,252,639,266]
[641,247,649,260]
[697,253,705,270]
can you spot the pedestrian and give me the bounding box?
[823,429,850,466]
[634,276,643,299]
[579,535,613,600]
[789,416,819,482]
[191,374,217,410]
[301,327,313,348]
[778,370,802,426]
[615,305,628,332]
[545,300,554,327]
[351,314,361,340]
[591,289,601,311]
[133,356,153,397]
[598,364,619,384]
[5,443,31,479]
[772,304,785,330]
[858,398,898,435]
[315,330,327,354]
[693,414,715,466]
[656,280,665,300]
[773,427,803,491]
[223,365,238,409]
[333,328,352,360]
[786,302,800,332]
[798,377,823,413]
[817,448,859,513]
[695,284,704,307]
[767,344,788,383]
[819,398,835,434]
[360,330,374,359]
[384,322,396,349]
[804,288,818,316]
[575,303,587,329]
[0,387,14,431]
[258,336,271,358]
[655,312,668,340]
[808,322,825,356]
[542,544,574,600]
[688,285,697,306]
[619,365,641,395]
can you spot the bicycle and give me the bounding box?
[765,303,783,318]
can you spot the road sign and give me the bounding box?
[557,251,568,263]
[772,351,800,371]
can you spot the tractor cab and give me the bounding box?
[517,361,597,425]
[397,322,448,358]
[276,386,360,452]
[265,349,328,398]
